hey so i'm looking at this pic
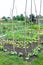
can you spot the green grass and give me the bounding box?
[0,52,29,65]
[30,52,43,65]
[0,52,43,65]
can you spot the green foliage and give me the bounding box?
[13,14,24,21]
[16,15,20,21]
[10,51,17,55]
[20,14,24,21]
[26,53,32,60]
[0,52,43,65]
[30,53,43,65]
[33,49,39,56]
[0,46,3,51]
[33,45,42,56]
[0,20,43,46]
[29,14,36,22]
[32,25,39,29]
[13,16,16,20]
[0,52,29,65]
[18,52,23,57]
[2,16,8,21]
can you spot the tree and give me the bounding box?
[29,14,36,22]
[20,14,24,21]
[7,17,11,20]
[13,14,24,21]
[2,16,8,21]
[13,16,16,20]
[16,15,20,21]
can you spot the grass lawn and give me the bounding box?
[0,52,43,65]
[30,52,43,65]
[0,52,29,65]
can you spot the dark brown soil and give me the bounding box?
[28,55,37,62]
[15,42,39,61]
[3,44,15,52]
